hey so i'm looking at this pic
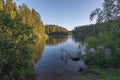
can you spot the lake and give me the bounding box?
[34,36,87,80]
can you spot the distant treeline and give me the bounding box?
[72,19,120,41]
[45,25,69,36]
[72,24,100,41]
[73,0,120,41]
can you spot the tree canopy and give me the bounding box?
[45,25,68,36]
[0,0,45,79]
[90,0,120,23]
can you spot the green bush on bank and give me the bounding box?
[84,28,120,68]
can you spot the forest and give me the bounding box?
[72,19,120,41]
[45,25,68,36]
[0,0,120,80]
[0,0,68,79]
[74,0,120,79]
[0,0,46,79]
[73,0,120,68]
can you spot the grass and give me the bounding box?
[76,67,120,80]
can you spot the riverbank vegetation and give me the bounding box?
[73,0,120,79]
[73,0,120,68]
[77,67,120,80]
[0,0,45,79]
[1,0,120,80]
[85,0,120,68]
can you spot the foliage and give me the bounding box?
[45,25,68,36]
[0,0,45,79]
[72,18,120,41]
[18,4,45,40]
[72,24,101,41]
[90,0,120,23]
[83,0,120,68]
[0,0,4,11]
[84,21,120,68]
[0,13,34,80]
[73,0,120,68]
[76,68,120,80]
[6,0,17,19]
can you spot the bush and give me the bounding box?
[85,28,120,68]
[0,14,34,80]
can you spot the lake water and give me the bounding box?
[34,36,87,80]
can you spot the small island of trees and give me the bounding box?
[45,25,69,36]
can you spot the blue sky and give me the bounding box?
[15,0,104,30]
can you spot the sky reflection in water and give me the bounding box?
[34,36,86,80]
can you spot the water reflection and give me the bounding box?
[72,36,87,54]
[72,35,85,43]
[46,36,68,45]
[60,48,82,62]
[34,36,87,80]
[32,39,46,64]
